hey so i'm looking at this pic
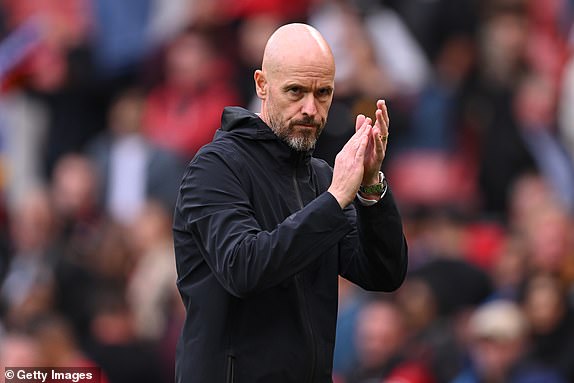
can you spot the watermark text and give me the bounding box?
[4,368,101,383]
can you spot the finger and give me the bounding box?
[355,125,371,161]
[371,124,381,143]
[365,117,373,146]
[355,114,366,132]
[366,118,377,153]
[373,125,386,155]
[379,100,390,129]
[352,118,369,142]
[377,99,385,111]
[367,123,380,155]
[345,118,370,153]
[357,120,371,148]
[375,109,385,131]
[352,117,371,142]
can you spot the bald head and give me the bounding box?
[254,23,335,152]
[262,23,334,76]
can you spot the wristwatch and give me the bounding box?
[359,171,387,195]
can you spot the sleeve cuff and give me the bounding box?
[356,187,387,206]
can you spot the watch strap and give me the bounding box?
[359,171,387,195]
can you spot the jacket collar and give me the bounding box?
[218,106,313,167]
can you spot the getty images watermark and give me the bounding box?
[4,368,101,383]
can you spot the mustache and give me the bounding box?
[290,116,322,129]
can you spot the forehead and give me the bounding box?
[270,58,335,87]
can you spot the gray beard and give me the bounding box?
[283,134,316,152]
[268,115,323,152]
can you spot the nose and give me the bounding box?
[300,94,318,117]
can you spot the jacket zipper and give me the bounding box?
[226,354,235,383]
[292,169,317,383]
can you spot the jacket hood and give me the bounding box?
[217,106,277,141]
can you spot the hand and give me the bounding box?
[358,99,389,186]
[328,118,372,208]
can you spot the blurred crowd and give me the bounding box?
[0,0,574,382]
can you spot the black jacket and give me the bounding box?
[173,107,408,383]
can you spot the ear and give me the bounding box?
[254,70,267,100]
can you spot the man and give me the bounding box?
[173,23,408,383]
[452,300,567,383]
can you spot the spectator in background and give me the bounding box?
[396,275,465,383]
[362,2,431,97]
[125,200,178,341]
[349,299,404,383]
[390,215,494,382]
[53,218,134,345]
[124,200,183,378]
[402,32,475,152]
[142,26,239,160]
[522,273,574,380]
[521,199,574,284]
[1,188,57,329]
[345,298,434,383]
[513,72,574,211]
[506,173,557,232]
[2,0,108,177]
[451,300,567,383]
[50,153,101,235]
[87,87,185,224]
[470,3,538,216]
[490,234,529,301]
[502,171,574,289]
[383,0,479,64]
[0,91,47,208]
[28,314,104,371]
[85,290,164,383]
[47,154,109,340]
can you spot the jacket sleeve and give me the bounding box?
[338,188,408,292]
[176,150,354,298]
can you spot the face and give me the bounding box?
[355,301,405,369]
[256,58,334,151]
[471,337,523,379]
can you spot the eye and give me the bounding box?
[316,87,333,98]
[287,86,302,96]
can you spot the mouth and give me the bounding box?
[294,123,319,130]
